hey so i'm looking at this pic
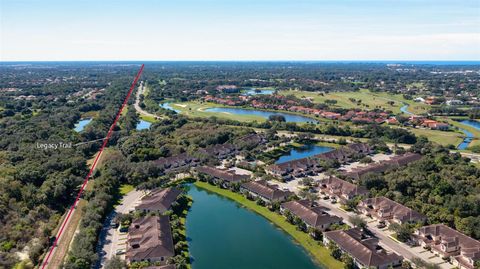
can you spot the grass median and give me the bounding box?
[194,181,344,269]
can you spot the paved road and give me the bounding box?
[134,82,158,120]
[95,189,145,268]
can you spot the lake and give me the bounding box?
[457,120,479,150]
[160,102,181,113]
[204,107,318,123]
[74,118,92,132]
[136,119,151,130]
[186,185,321,269]
[243,88,274,95]
[276,144,333,164]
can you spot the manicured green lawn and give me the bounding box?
[406,127,464,147]
[194,181,344,269]
[119,184,134,195]
[280,89,430,114]
[140,113,157,122]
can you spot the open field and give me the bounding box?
[194,181,344,269]
[280,89,430,114]
[406,128,464,147]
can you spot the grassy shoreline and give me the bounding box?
[193,181,343,269]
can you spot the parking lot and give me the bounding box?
[95,189,146,268]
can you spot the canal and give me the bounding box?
[457,120,479,150]
[186,185,321,269]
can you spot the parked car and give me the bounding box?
[115,249,125,255]
[376,220,386,229]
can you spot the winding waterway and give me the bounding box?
[457,120,479,150]
[186,185,321,269]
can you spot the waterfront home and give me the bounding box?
[319,177,369,204]
[126,216,174,265]
[265,157,322,181]
[421,119,449,130]
[358,196,426,224]
[198,143,236,159]
[414,224,480,269]
[265,143,372,181]
[343,153,422,180]
[135,187,182,213]
[194,166,250,187]
[154,153,200,173]
[235,133,267,149]
[323,228,403,269]
[281,200,343,231]
[240,180,293,203]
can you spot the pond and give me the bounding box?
[400,104,413,115]
[186,185,321,269]
[243,88,274,95]
[74,118,92,132]
[457,120,479,150]
[204,107,318,123]
[136,119,151,130]
[159,102,181,113]
[276,144,333,164]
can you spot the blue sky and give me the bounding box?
[1,0,479,61]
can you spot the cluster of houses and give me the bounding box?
[266,143,373,181]
[281,200,343,232]
[204,95,395,124]
[387,115,450,130]
[319,177,369,204]
[126,187,182,265]
[342,152,422,180]
[194,166,250,188]
[324,227,404,269]
[415,224,480,269]
[153,133,266,174]
[318,175,480,269]
[240,180,293,203]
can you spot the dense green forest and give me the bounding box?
[0,64,142,268]
[359,138,480,239]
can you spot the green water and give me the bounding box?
[186,185,322,269]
